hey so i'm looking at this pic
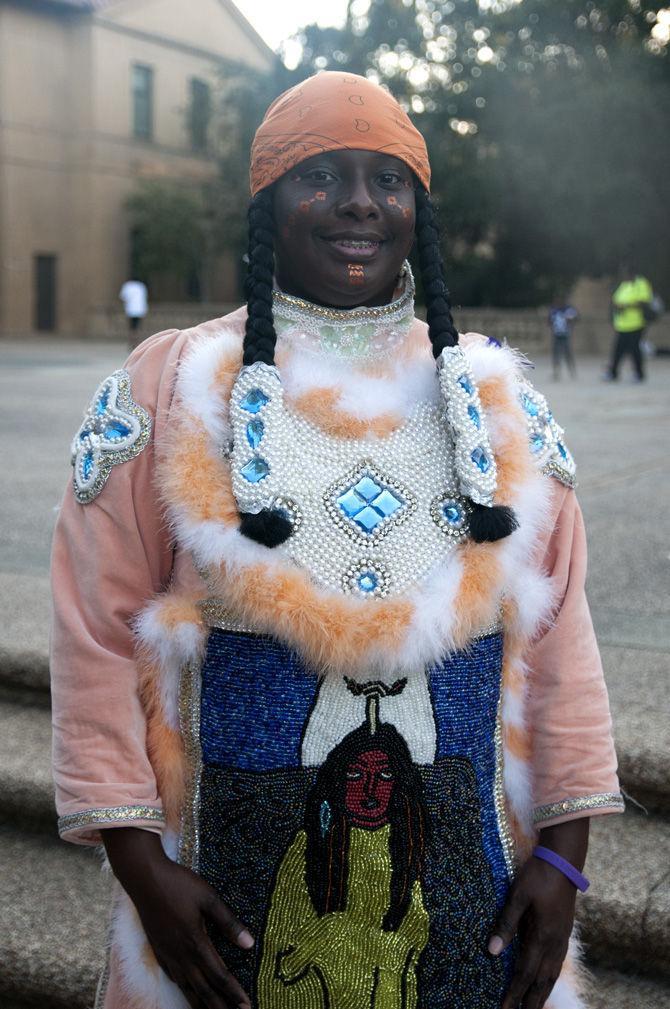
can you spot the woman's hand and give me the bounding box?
[102,827,254,1009]
[488,818,590,1009]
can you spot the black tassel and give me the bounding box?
[468,502,519,543]
[239,508,293,548]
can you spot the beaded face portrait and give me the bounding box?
[194,628,511,1008]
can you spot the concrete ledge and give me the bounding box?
[0,699,55,830]
[579,809,670,978]
[0,826,108,1009]
[588,965,670,1009]
[0,647,50,696]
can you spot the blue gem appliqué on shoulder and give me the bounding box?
[518,380,576,488]
[70,369,152,503]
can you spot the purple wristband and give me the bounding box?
[532,846,590,892]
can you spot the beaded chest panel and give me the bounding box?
[229,365,472,598]
[181,628,515,1008]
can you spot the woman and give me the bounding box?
[51,72,623,1009]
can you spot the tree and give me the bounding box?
[284,0,670,305]
[125,180,208,298]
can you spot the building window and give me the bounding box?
[34,254,57,332]
[132,64,154,140]
[189,77,211,152]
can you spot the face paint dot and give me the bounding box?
[315,191,327,201]
[299,200,311,212]
[387,196,399,206]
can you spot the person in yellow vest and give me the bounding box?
[605,263,654,381]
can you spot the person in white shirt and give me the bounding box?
[119,278,148,342]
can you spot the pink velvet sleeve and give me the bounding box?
[526,481,624,828]
[50,328,190,845]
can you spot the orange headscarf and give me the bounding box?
[250,71,431,197]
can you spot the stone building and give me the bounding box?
[0,0,272,337]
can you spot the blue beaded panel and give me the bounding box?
[199,630,318,771]
[428,632,507,906]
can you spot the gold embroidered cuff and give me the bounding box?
[533,792,624,824]
[542,461,577,489]
[58,804,165,837]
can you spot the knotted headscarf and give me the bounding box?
[250,71,431,196]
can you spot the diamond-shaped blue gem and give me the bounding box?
[358,572,378,593]
[95,390,109,415]
[353,476,381,502]
[443,501,463,525]
[471,447,490,473]
[531,435,544,454]
[458,375,474,395]
[467,404,481,429]
[246,418,264,449]
[372,489,402,518]
[104,421,131,442]
[241,456,270,482]
[353,506,381,533]
[240,388,269,414]
[522,394,539,417]
[82,451,94,479]
[557,441,568,460]
[337,488,364,518]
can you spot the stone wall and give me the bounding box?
[88,301,670,357]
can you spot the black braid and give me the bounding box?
[415,187,518,542]
[243,188,277,366]
[237,187,293,547]
[414,186,460,359]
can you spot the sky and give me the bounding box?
[232,0,349,51]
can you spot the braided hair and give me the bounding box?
[240,184,517,547]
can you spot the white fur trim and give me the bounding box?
[177,327,240,444]
[280,337,439,423]
[113,894,189,1009]
[134,601,205,730]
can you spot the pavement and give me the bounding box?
[0,337,669,1007]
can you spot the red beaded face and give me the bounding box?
[344,748,395,828]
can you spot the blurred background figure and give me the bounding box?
[119,277,148,348]
[604,263,655,382]
[548,298,579,380]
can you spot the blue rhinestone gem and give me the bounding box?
[95,389,109,415]
[467,404,481,429]
[353,476,381,502]
[442,502,463,525]
[458,375,474,395]
[336,471,405,533]
[104,421,131,442]
[522,394,539,417]
[353,506,381,533]
[358,571,378,593]
[372,489,402,518]
[240,456,270,482]
[79,429,91,441]
[557,441,568,460]
[82,452,94,479]
[471,447,490,473]
[337,488,364,518]
[240,388,269,414]
[246,418,264,449]
[531,435,544,454]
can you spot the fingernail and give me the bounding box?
[238,929,255,949]
[488,935,504,956]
